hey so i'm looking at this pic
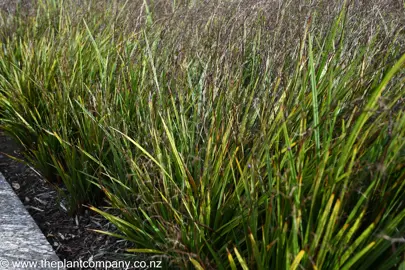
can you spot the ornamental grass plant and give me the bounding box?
[1,0,405,269]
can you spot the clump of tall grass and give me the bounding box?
[1,0,405,268]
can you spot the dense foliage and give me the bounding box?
[1,0,405,268]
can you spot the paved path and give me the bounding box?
[0,173,62,270]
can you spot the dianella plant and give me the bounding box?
[0,0,405,269]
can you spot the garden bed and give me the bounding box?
[0,131,133,268]
[1,0,405,269]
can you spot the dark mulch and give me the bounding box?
[0,131,142,269]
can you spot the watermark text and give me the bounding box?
[0,258,162,269]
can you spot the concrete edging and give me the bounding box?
[0,172,62,269]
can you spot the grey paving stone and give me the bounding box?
[0,173,63,270]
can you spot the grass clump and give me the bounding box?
[1,0,405,268]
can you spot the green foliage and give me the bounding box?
[1,0,405,268]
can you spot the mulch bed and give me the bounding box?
[0,131,139,269]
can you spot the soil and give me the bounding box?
[0,130,140,269]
